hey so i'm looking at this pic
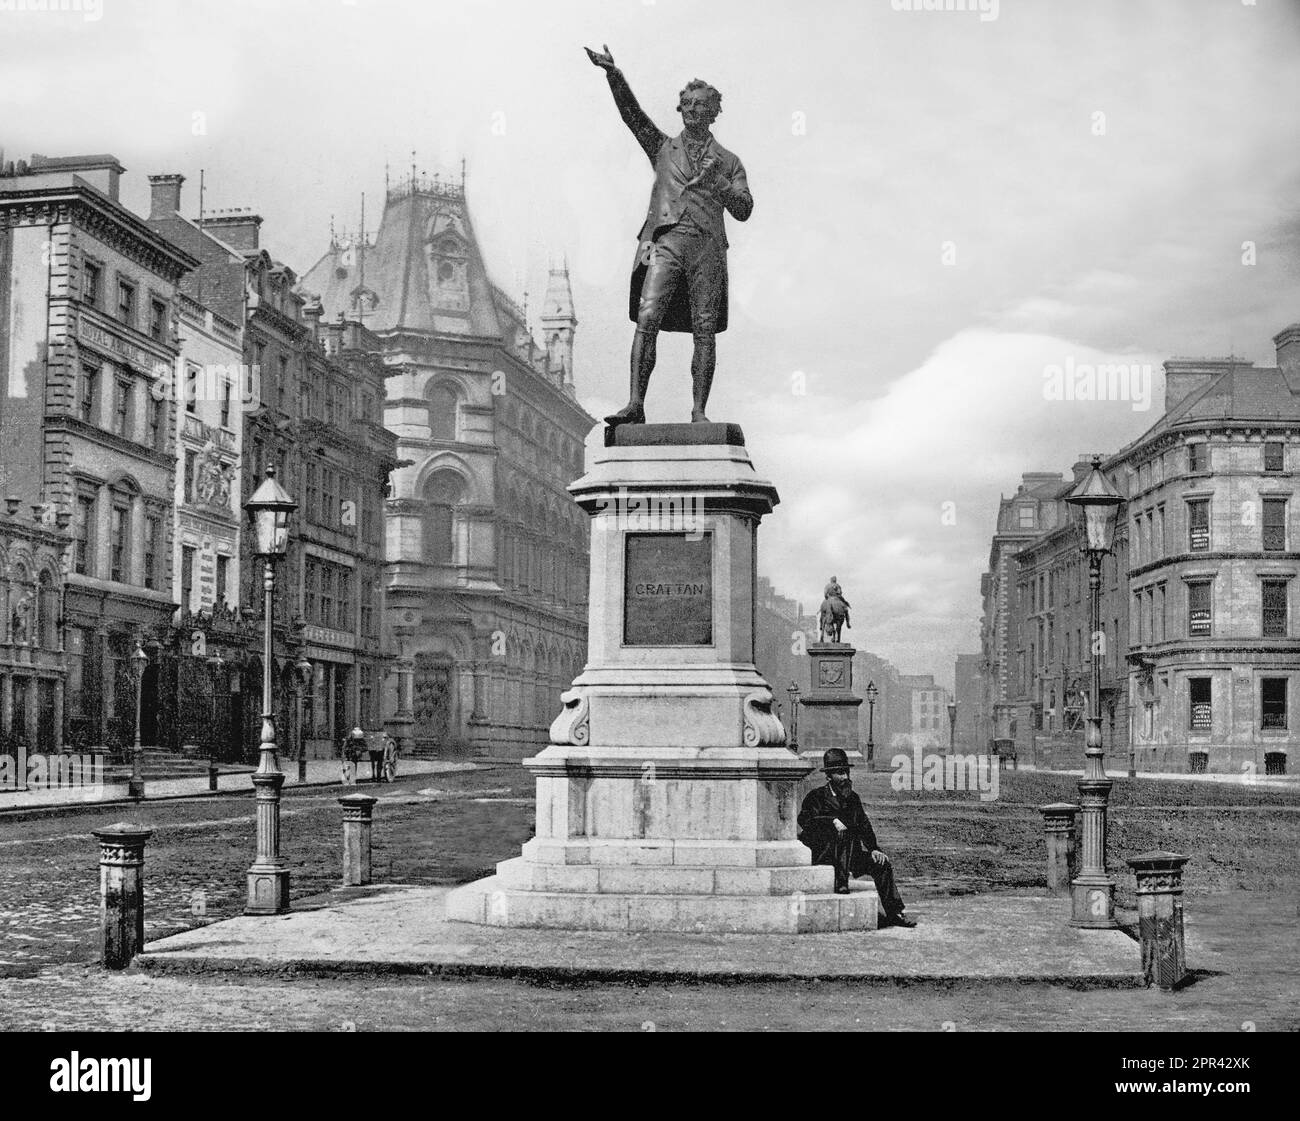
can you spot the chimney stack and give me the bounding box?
[148,173,185,219]
[203,212,263,252]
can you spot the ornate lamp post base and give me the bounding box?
[1069,773,1117,928]
[245,769,290,914]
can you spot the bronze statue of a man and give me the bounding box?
[585,44,753,426]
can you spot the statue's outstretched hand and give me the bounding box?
[585,44,617,71]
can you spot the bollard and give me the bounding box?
[93,823,153,970]
[1038,802,1079,893]
[1126,850,1190,991]
[339,794,378,886]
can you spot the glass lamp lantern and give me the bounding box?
[244,466,297,558]
[1066,455,1123,555]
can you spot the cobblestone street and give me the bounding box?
[0,765,533,975]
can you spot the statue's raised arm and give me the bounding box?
[586,44,665,163]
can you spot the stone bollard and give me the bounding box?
[93,823,153,970]
[339,794,378,886]
[1038,802,1079,893]
[1126,850,1190,991]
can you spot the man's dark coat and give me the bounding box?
[797,781,880,878]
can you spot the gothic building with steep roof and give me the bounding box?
[301,172,595,758]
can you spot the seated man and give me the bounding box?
[797,748,916,928]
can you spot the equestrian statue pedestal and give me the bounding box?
[445,423,878,933]
[796,642,866,798]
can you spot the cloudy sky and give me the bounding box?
[4,0,1300,685]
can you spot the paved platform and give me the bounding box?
[137,884,1147,986]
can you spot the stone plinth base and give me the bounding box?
[446,868,878,934]
[444,431,880,935]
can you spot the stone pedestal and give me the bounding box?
[93,823,151,970]
[446,426,877,933]
[1126,850,1189,990]
[1038,802,1079,893]
[339,794,377,886]
[797,642,865,798]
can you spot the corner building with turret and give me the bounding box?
[301,173,595,759]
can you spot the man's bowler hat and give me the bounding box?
[821,748,852,773]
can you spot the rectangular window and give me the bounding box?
[1157,583,1167,643]
[1155,505,1165,558]
[1187,498,1209,552]
[1188,581,1212,637]
[183,450,196,504]
[113,379,131,437]
[304,557,318,624]
[79,364,98,423]
[1264,442,1285,473]
[110,504,128,583]
[184,363,199,414]
[252,437,264,482]
[143,514,160,590]
[1189,677,1212,731]
[320,563,335,628]
[1263,497,1287,552]
[1188,443,1206,473]
[74,494,95,576]
[149,298,167,342]
[1262,677,1288,730]
[148,394,164,449]
[278,355,290,415]
[82,261,101,308]
[220,374,232,428]
[1263,579,1288,637]
[305,463,319,524]
[321,469,335,528]
[338,567,352,630]
[117,279,135,326]
[215,555,229,605]
[181,546,196,610]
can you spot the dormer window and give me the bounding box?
[1018,506,1035,529]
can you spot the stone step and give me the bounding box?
[496,856,834,896]
[445,874,879,934]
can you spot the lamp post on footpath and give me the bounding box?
[128,641,148,800]
[243,465,297,915]
[947,700,958,754]
[1065,454,1124,929]
[786,680,800,751]
[865,681,878,769]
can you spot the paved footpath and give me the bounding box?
[140,883,1148,985]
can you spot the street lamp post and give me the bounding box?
[1065,454,1124,929]
[786,680,800,751]
[208,651,224,792]
[947,700,958,754]
[295,653,312,784]
[243,465,297,915]
[128,640,148,800]
[865,681,878,769]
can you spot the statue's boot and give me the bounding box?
[605,329,654,426]
[690,335,716,423]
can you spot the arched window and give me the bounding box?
[429,384,459,442]
[423,471,466,564]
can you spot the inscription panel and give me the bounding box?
[623,532,713,646]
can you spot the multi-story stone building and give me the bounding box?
[898,674,950,752]
[0,501,69,778]
[978,471,1073,753]
[147,176,397,762]
[1120,346,1300,774]
[0,154,197,754]
[953,652,984,751]
[1004,456,1130,768]
[301,172,595,758]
